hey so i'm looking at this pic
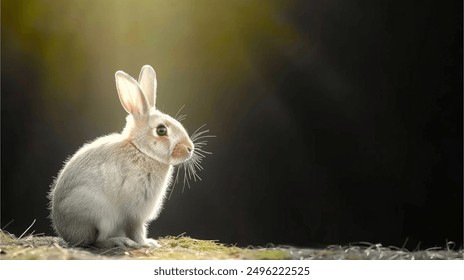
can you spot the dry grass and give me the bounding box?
[1,230,462,260]
[0,230,289,260]
[287,242,464,260]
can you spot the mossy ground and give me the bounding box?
[1,230,462,260]
[0,230,289,260]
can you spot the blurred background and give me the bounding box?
[1,0,462,250]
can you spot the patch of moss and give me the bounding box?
[136,236,253,260]
[160,236,233,251]
[243,249,290,260]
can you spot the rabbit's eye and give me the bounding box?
[156,125,168,136]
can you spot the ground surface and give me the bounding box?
[1,231,462,260]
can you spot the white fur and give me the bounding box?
[49,65,194,248]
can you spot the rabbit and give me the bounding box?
[49,65,196,248]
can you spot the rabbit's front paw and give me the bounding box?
[96,237,142,249]
[143,238,161,248]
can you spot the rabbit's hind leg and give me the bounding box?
[59,223,98,248]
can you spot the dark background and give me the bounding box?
[2,0,462,250]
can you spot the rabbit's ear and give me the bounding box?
[138,65,157,108]
[115,71,149,117]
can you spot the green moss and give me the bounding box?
[243,249,290,260]
[160,236,231,251]
[137,236,253,260]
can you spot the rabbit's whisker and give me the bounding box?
[168,164,182,199]
[169,125,213,195]
[174,105,186,120]
[182,164,191,192]
[194,148,212,155]
[177,115,187,122]
[191,130,214,140]
[191,135,216,142]
[191,124,207,137]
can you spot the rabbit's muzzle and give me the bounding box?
[172,141,194,162]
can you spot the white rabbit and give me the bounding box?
[49,65,196,248]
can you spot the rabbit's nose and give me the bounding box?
[187,147,192,153]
